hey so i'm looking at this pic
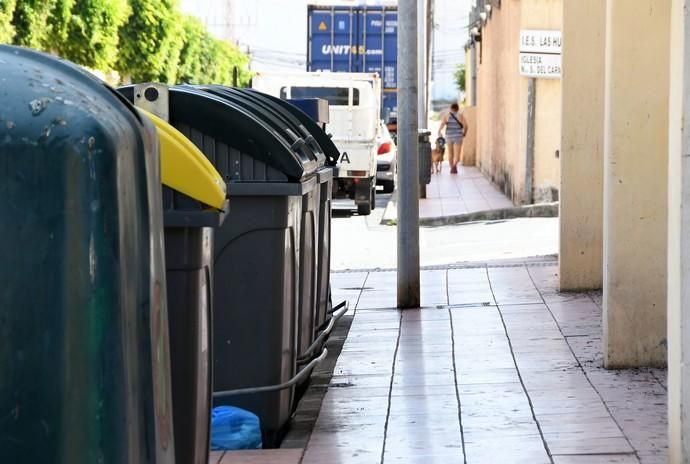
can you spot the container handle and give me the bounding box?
[297,301,348,364]
[212,348,329,398]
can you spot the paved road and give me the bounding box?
[331,190,558,271]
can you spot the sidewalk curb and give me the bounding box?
[381,199,559,227]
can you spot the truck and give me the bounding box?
[307,3,398,123]
[252,71,381,215]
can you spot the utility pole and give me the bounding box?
[397,0,420,309]
[426,0,434,114]
[417,0,427,127]
[523,78,536,205]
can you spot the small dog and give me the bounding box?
[431,136,445,174]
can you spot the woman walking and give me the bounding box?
[437,102,468,174]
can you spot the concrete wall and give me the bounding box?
[668,0,690,459]
[464,47,473,106]
[475,0,524,202]
[522,0,562,203]
[461,106,477,166]
[474,0,562,204]
[558,0,605,291]
[602,0,669,368]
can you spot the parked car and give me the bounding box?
[376,123,397,193]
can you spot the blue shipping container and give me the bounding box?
[307,4,398,122]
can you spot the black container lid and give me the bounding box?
[194,85,326,167]
[246,89,340,166]
[119,85,318,181]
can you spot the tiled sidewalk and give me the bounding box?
[383,164,515,222]
[297,260,667,464]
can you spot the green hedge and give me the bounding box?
[1,0,252,86]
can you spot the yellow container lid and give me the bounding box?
[140,108,226,210]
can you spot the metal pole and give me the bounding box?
[524,77,536,205]
[426,0,433,115]
[470,44,477,105]
[397,0,420,309]
[417,0,426,127]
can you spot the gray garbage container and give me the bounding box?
[277,96,340,337]
[125,84,230,464]
[194,86,326,372]
[119,84,324,446]
[314,166,334,334]
[163,193,226,464]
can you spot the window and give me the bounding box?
[288,87,357,106]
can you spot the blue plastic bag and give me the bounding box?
[211,406,263,450]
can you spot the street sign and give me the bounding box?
[519,29,561,79]
[520,53,561,78]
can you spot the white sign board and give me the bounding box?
[519,30,562,54]
[519,30,561,79]
[520,53,562,79]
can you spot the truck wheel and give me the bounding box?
[382,180,395,193]
[357,202,372,215]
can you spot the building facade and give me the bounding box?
[468,0,690,460]
[467,0,562,205]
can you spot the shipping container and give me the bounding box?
[307,4,398,122]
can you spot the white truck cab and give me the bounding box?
[252,71,381,215]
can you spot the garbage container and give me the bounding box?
[285,97,338,336]
[313,166,334,335]
[265,94,341,336]
[135,99,228,464]
[194,86,324,371]
[0,46,175,464]
[118,84,324,446]
[419,130,432,199]
[232,90,343,364]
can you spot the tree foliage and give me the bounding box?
[0,0,17,43]
[196,35,250,86]
[4,0,252,85]
[454,63,466,92]
[176,14,251,86]
[116,0,183,83]
[12,0,57,48]
[48,0,74,46]
[55,0,130,70]
[176,15,206,83]
[156,6,184,83]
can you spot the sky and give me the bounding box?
[180,0,472,102]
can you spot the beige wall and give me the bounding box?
[461,106,477,166]
[602,0,669,368]
[558,0,605,291]
[465,47,474,106]
[475,0,562,204]
[522,0,562,203]
[476,0,524,202]
[668,0,688,459]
